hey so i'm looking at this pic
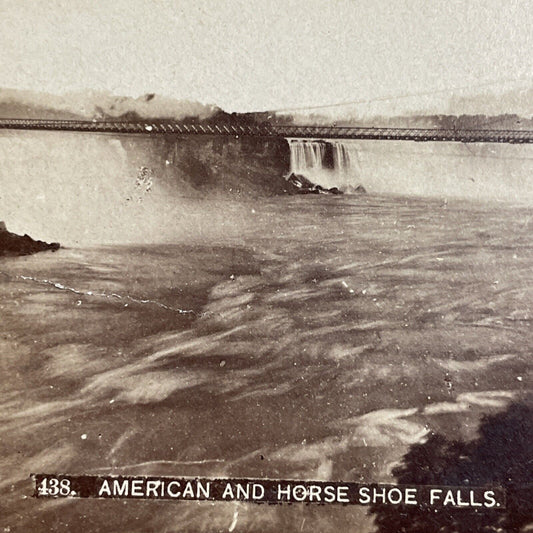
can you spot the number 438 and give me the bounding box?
[37,477,73,497]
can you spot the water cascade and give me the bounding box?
[289,141,327,174]
[288,139,363,191]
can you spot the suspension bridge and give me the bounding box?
[1,118,532,144]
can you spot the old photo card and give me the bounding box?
[1,1,532,532]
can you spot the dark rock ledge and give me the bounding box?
[286,173,367,195]
[0,221,60,257]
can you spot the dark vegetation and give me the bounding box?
[369,397,533,533]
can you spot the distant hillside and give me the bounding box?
[0,88,220,122]
[272,111,533,130]
[345,113,533,130]
[1,88,532,131]
[0,97,82,120]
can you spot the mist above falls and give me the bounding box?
[0,131,273,247]
[288,138,533,202]
[1,130,533,247]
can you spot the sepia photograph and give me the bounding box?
[0,1,532,531]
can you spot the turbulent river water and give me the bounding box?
[1,194,532,532]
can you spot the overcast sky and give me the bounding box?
[1,0,532,114]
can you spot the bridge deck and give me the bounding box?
[1,118,532,144]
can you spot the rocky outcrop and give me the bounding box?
[344,184,367,194]
[286,173,345,195]
[0,222,60,257]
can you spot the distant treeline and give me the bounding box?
[367,113,533,131]
[105,110,533,131]
[1,89,531,130]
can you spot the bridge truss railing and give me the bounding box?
[1,118,533,143]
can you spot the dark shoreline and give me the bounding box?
[0,221,60,257]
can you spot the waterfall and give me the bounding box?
[289,141,327,174]
[333,142,351,174]
[288,139,362,190]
